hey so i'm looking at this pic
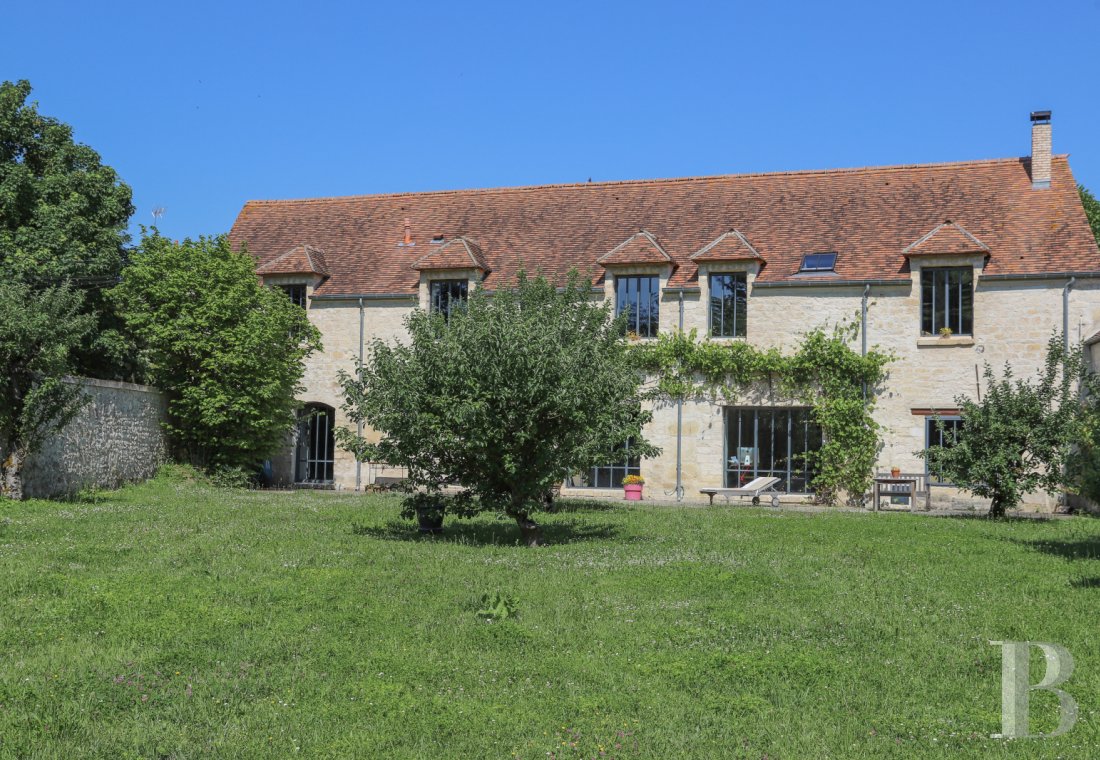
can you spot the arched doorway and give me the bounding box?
[295,403,335,485]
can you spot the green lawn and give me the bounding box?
[2,471,1100,758]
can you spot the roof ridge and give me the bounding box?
[242,155,1062,207]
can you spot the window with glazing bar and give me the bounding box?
[709,273,747,337]
[725,407,822,493]
[920,267,973,336]
[925,416,964,485]
[571,440,641,488]
[615,275,659,337]
[280,284,307,308]
[430,279,468,321]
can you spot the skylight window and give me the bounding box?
[799,252,837,272]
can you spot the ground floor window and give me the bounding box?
[569,440,640,488]
[925,415,964,485]
[295,403,334,484]
[725,407,821,493]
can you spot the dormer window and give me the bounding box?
[921,267,973,336]
[799,252,837,272]
[279,284,307,308]
[430,279,468,321]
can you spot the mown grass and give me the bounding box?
[3,471,1100,758]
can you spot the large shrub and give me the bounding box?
[338,271,657,546]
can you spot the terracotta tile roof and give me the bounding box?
[597,231,672,266]
[230,155,1100,297]
[255,244,329,277]
[902,221,990,256]
[411,236,489,271]
[690,230,762,262]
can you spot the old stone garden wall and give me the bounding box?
[24,378,167,499]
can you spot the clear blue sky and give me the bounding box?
[4,1,1099,241]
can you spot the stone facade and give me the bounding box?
[24,378,167,499]
[280,268,1100,510]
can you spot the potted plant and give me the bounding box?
[890,466,901,478]
[938,326,954,338]
[622,474,645,501]
[402,492,445,535]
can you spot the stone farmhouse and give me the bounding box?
[230,113,1100,508]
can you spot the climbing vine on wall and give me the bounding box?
[628,318,892,506]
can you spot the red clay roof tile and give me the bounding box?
[411,237,489,271]
[254,244,329,277]
[903,221,991,256]
[231,156,1100,297]
[597,231,672,266]
[690,230,762,262]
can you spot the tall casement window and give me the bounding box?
[925,416,964,484]
[430,279,468,321]
[920,267,973,336]
[709,273,747,337]
[280,284,307,308]
[725,407,822,493]
[615,275,660,337]
[295,403,335,485]
[571,440,640,489]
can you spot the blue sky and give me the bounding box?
[4,1,1099,241]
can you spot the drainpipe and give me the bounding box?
[1062,277,1076,512]
[676,288,684,501]
[355,297,365,491]
[861,285,870,404]
[1063,277,1075,353]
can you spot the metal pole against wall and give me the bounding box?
[675,287,684,501]
[355,297,365,491]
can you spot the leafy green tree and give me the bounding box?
[0,80,134,499]
[1081,185,1100,248]
[111,231,321,470]
[0,79,136,378]
[920,335,1097,517]
[0,282,93,499]
[337,272,658,546]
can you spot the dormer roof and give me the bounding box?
[255,244,329,277]
[690,230,762,262]
[903,221,991,257]
[411,236,489,272]
[597,231,672,266]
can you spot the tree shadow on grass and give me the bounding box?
[1070,577,1100,589]
[352,517,619,547]
[547,498,624,514]
[1018,537,1100,561]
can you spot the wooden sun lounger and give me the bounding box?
[700,476,783,507]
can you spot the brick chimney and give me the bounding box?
[1030,110,1052,189]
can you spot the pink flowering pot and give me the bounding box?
[624,484,643,501]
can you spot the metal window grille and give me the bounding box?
[615,275,660,337]
[295,404,334,484]
[724,407,822,493]
[708,273,747,337]
[920,267,973,335]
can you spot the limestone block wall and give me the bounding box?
[24,378,167,499]
[276,295,415,488]
[300,273,1100,509]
